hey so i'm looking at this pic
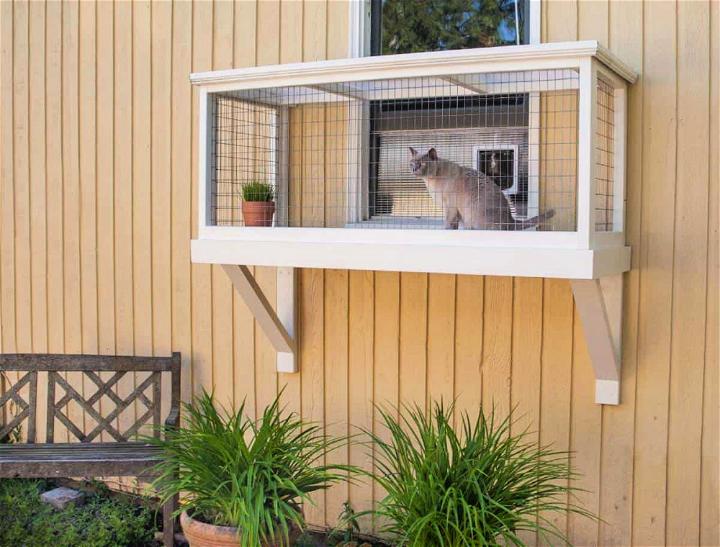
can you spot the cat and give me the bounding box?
[409,147,555,231]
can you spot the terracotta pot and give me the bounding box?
[242,200,275,227]
[180,511,300,547]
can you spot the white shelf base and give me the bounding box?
[194,238,630,280]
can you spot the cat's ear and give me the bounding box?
[408,147,417,157]
[428,147,438,160]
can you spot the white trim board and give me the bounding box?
[195,239,630,280]
[190,41,637,90]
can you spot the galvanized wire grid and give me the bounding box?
[595,77,616,232]
[211,68,595,231]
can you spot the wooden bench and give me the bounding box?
[0,353,181,547]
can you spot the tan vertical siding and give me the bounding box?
[701,5,719,546]
[0,1,717,545]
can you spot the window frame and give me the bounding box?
[348,0,541,58]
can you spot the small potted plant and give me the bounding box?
[241,181,275,227]
[147,391,353,547]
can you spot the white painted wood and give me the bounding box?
[221,264,295,354]
[276,267,296,372]
[576,57,597,248]
[198,240,630,279]
[199,225,580,247]
[198,89,212,229]
[275,107,289,227]
[570,275,623,405]
[230,76,579,109]
[190,41,637,90]
[591,246,632,278]
[346,100,363,223]
[595,379,620,405]
[613,81,627,233]
[269,107,278,216]
[447,70,579,95]
[593,231,625,248]
[599,274,623,361]
[359,102,370,220]
[527,91,541,218]
[529,0,541,45]
[234,86,352,106]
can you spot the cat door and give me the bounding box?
[475,145,519,194]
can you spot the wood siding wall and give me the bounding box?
[0,1,717,545]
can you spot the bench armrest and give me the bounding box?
[164,407,180,429]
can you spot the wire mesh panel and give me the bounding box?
[212,97,278,226]
[209,68,583,231]
[595,77,616,232]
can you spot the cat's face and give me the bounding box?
[408,147,438,177]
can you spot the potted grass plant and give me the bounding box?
[367,401,595,546]
[241,181,275,227]
[147,391,353,547]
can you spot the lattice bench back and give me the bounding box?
[0,353,181,444]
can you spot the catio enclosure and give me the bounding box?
[192,41,636,280]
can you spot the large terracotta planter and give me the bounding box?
[180,511,300,547]
[242,200,275,227]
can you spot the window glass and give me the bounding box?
[371,0,528,56]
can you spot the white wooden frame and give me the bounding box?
[193,42,636,271]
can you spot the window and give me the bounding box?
[370,0,530,56]
[367,0,533,223]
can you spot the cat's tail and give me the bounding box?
[511,209,555,230]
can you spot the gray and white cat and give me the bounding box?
[409,147,554,231]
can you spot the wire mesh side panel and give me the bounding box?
[212,95,278,226]
[594,77,616,231]
[210,68,581,231]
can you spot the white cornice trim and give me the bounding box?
[190,40,637,88]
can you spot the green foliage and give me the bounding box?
[241,181,274,202]
[0,422,21,444]
[147,390,354,547]
[0,372,22,444]
[0,479,156,547]
[380,0,523,55]
[329,501,361,544]
[367,402,595,546]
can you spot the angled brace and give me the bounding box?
[570,274,623,405]
[222,265,297,373]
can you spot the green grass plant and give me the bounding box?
[367,401,594,546]
[147,390,354,547]
[241,180,274,202]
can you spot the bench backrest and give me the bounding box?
[0,353,180,444]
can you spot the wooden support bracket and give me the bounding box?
[221,265,297,373]
[570,274,623,405]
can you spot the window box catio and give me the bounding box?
[190,41,637,405]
